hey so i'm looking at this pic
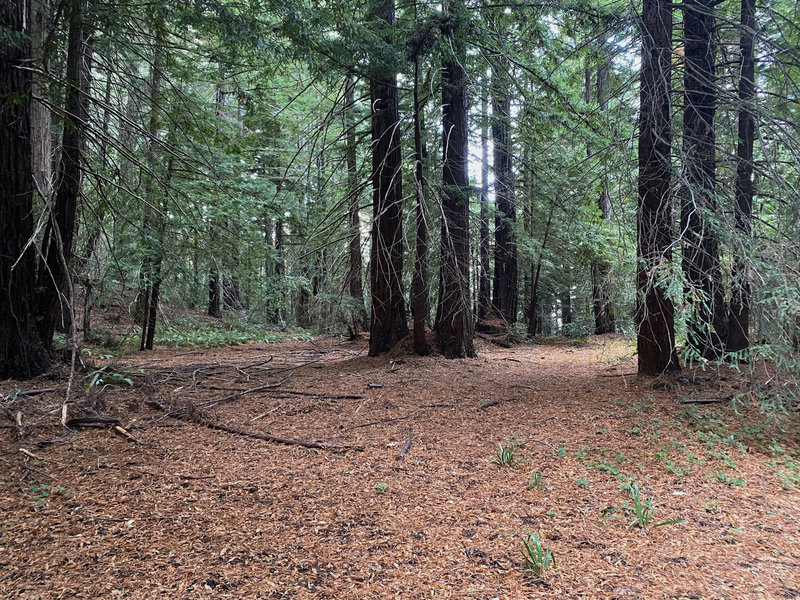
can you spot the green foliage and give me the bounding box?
[27,484,66,506]
[86,366,136,389]
[519,531,556,576]
[489,435,528,468]
[714,471,746,487]
[155,316,283,347]
[527,473,544,490]
[601,483,686,529]
[375,482,388,494]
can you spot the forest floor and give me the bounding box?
[2,333,800,599]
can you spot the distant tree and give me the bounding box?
[726,0,756,354]
[636,0,680,375]
[490,56,518,324]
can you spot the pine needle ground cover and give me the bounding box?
[2,337,799,598]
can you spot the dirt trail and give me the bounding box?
[2,336,799,599]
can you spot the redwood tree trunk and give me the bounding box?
[478,85,491,322]
[345,76,368,331]
[411,48,430,356]
[490,59,518,323]
[681,0,725,359]
[368,0,409,355]
[726,0,755,354]
[636,0,680,375]
[0,0,50,378]
[35,0,91,347]
[589,55,616,334]
[435,1,475,358]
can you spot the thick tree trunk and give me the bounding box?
[726,0,755,354]
[636,0,680,375]
[435,1,475,358]
[344,76,368,331]
[411,50,430,356]
[490,59,518,324]
[367,0,409,355]
[478,86,491,322]
[35,0,91,347]
[0,0,50,378]
[681,0,725,360]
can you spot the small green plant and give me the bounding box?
[27,483,66,506]
[86,366,136,389]
[375,482,388,494]
[527,473,543,490]
[576,476,589,488]
[714,471,746,486]
[601,482,685,529]
[519,531,556,576]
[552,445,567,457]
[490,435,527,468]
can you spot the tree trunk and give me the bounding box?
[589,54,616,334]
[30,0,52,201]
[726,0,755,354]
[344,76,368,331]
[140,46,167,351]
[490,59,518,324]
[0,0,50,378]
[367,0,409,355]
[411,46,430,356]
[35,0,91,347]
[208,265,222,318]
[478,84,491,322]
[681,0,725,360]
[636,0,680,375]
[435,1,475,358]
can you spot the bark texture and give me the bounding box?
[436,2,475,358]
[0,0,50,378]
[636,0,680,375]
[368,0,409,355]
[726,0,755,354]
[681,0,725,359]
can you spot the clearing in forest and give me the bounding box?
[2,335,799,599]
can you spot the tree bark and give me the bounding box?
[30,0,52,201]
[344,76,368,331]
[636,0,680,375]
[367,0,409,355]
[35,0,91,347]
[681,0,725,360]
[411,45,430,356]
[726,0,755,354]
[435,1,475,358]
[478,85,491,322]
[589,53,616,334]
[490,59,518,324]
[0,0,50,378]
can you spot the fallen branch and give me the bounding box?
[600,372,637,378]
[267,389,364,400]
[396,427,412,461]
[65,417,121,429]
[680,396,730,405]
[202,421,362,452]
[478,397,519,411]
[2,388,56,398]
